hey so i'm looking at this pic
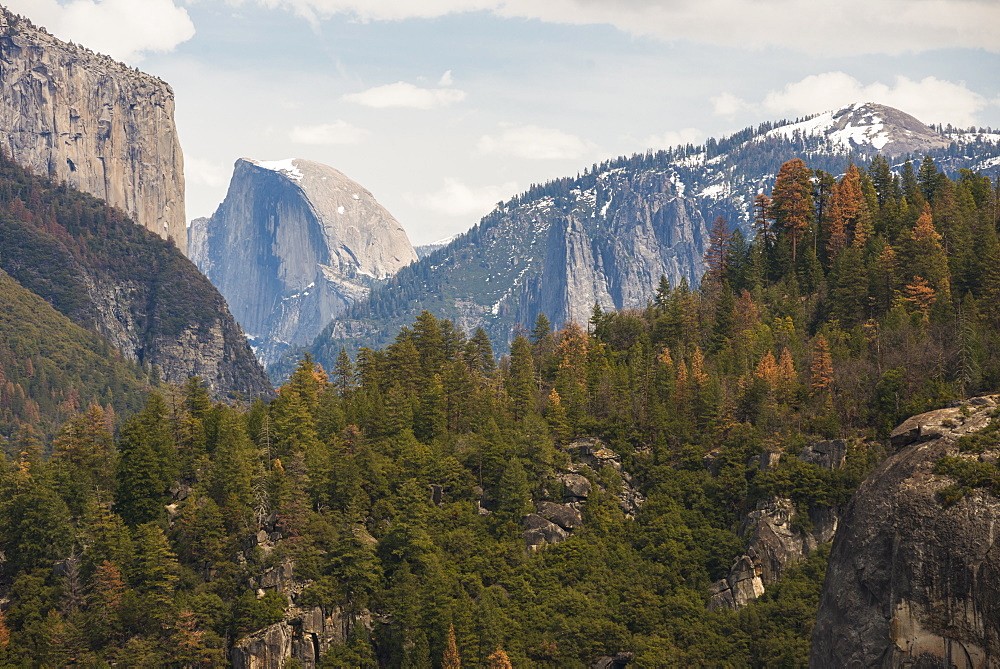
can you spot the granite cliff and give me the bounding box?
[810,396,1000,668]
[0,7,186,252]
[189,158,417,367]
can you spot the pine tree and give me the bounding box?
[704,216,731,283]
[334,347,356,397]
[769,159,813,262]
[507,336,536,420]
[487,646,513,669]
[917,155,939,203]
[809,335,834,399]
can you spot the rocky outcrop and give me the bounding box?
[231,559,371,669]
[0,9,186,252]
[192,158,417,367]
[708,555,765,611]
[810,396,1000,668]
[710,438,847,611]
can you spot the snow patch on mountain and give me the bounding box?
[250,158,304,181]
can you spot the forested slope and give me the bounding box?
[0,268,150,441]
[0,151,271,399]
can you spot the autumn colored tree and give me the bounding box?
[809,335,833,399]
[769,158,813,262]
[704,216,732,283]
[443,624,461,668]
[488,646,513,668]
[900,202,951,309]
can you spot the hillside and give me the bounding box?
[290,104,1000,376]
[0,155,996,666]
[0,150,272,399]
[0,268,151,441]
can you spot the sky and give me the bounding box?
[7,0,1000,245]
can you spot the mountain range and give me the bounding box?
[285,103,1000,374]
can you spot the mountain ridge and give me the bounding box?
[284,103,1000,376]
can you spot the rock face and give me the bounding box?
[230,559,370,669]
[0,9,186,252]
[810,396,1000,668]
[191,158,417,367]
[709,439,846,611]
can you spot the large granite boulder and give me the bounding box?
[810,396,1000,668]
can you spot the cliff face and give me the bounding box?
[708,442,844,611]
[810,397,1000,668]
[0,150,271,399]
[191,158,417,367]
[0,9,186,252]
[515,169,709,328]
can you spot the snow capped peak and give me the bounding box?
[248,158,304,181]
[763,103,949,156]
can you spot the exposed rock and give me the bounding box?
[708,555,766,611]
[569,437,623,471]
[743,497,835,586]
[889,399,994,448]
[0,9,186,251]
[811,397,1000,668]
[523,513,570,548]
[712,496,839,610]
[798,440,846,469]
[537,501,583,530]
[231,606,368,669]
[559,472,592,501]
[758,450,782,471]
[592,652,633,668]
[233,556,372,668]
[192,158,417,367]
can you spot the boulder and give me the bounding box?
[522,514,570,547]
[537,501,583,530]
[560,473,592,501]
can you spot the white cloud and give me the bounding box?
[711,92,747,117]
[343,81,466,109]
[233,0,1000,55]
[762,72,988,127]
[478,124,595,160]
[5,0,195,62]
[645,127,702,149]
[289,120,370,144]
[438,70,454,86]
[409,177,519,217]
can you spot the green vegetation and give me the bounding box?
[0,269,150,441]
[0,154,997,666]
[0,149,259,385]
